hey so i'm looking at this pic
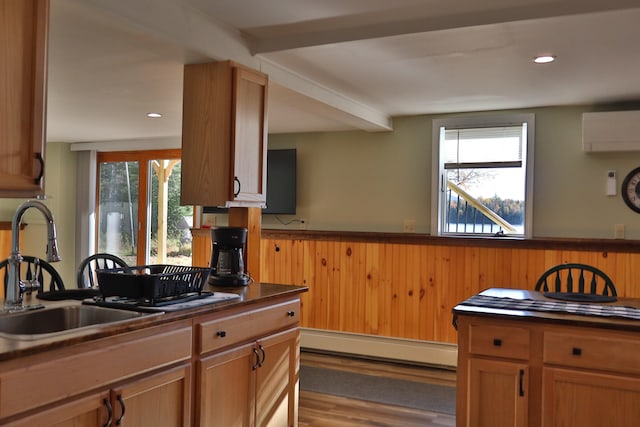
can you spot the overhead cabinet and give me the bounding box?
[181,60,268,207]
[0,0,49,198]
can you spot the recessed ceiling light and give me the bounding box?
[147,112,162,118]
[533,55,556,64]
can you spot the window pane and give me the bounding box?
[148,159,193,266]
[98,161,139,266]
[445,167,525,235]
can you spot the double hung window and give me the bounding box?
[431,114,534,237]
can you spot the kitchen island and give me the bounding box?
[453,288,640,427]
[0,282,307,426]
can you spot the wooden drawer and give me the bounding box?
[0,321,192,419]
[198,299,300,354]
[544,330,640,375]
[468,323,530,360]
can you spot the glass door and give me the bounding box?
[97,150,192,266]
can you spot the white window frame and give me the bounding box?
[430,113,535,238]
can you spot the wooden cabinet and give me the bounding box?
[458,320,530,427]
[456,299,640,427]
[5,365,191,427]
[195,299,301,427]
[3,392,109,427]
[540,329,640,426]
[0,288,305,427]
[181,60,268,207]
[542,367,640,426]
[0,321,192,425]
[467,358,528,427]
[0,0,49,198]
[109,364,191,427]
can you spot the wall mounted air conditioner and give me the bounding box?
[582,110,640,152]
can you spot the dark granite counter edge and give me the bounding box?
[0,282,308,362]
[452,288,640,332]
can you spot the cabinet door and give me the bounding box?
[542,367,640,427]
[231,66,268,204]
[181,61,267,207]
[0,0,48,197]
[255,328,300,427]
[197,342,256,427]
[111,364,191,427]
[467,358,528,427]
[4,391,111,427]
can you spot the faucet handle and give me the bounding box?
[19,278,41,296]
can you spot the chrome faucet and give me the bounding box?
[3,200,61,311]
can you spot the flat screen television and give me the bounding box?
[202,148,297,215]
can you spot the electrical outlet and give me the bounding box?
[202,214,216,227]
[403,219,416,233]
[299,219,307,230]
[614,224,625,239]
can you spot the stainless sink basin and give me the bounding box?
[0,304,159,340]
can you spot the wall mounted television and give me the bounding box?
[202,149,297,215]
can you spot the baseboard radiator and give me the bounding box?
[300,328,458,370]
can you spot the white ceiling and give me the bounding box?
[46,0,640,143]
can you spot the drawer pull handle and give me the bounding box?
[252,348,261,370]
[115,394,126,426]
[287,311,295,317]
[102,398,113,427]
[258,344,266,367]
[493,338,502,347]
[216,331,227,338]
[519,369,525,397]
[572,347,582,356]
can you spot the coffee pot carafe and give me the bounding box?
[208,226,250,286]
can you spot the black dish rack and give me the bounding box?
[96,265,211,306]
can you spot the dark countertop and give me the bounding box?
[0,282,307,362]
[453,287,640,332]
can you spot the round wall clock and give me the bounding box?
[621,167,640,213]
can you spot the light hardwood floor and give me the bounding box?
[298,352,456,427]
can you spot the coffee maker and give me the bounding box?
[208,226,250,286]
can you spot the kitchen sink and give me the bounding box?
[0,304,160,340]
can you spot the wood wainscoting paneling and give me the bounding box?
[0,222,25,299]
[192,229,640,346]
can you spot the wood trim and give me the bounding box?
[229,207,262,282]
[96,149,183,262]
[262,229,640,253]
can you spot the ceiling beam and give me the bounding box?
[81,0,392,132]
[248,0,640,53]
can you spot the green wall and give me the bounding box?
[265,105,640,239]
[4,105,640,291]
[0,142,77,286]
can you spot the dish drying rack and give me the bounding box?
[96,264,211,306]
